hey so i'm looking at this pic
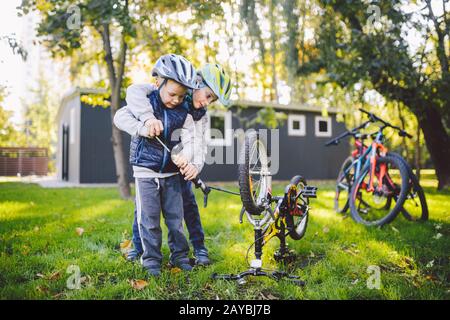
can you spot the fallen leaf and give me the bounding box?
[120,239,132,254]
[36,285,49,293]
[323,226,330,233]
[130,279,148,290]
[36,273,45,279]
[52,293,65,299]
[20,245,31,256]
[425,274,438,282]
[48,271,61,280]
[343,248,359,256]
[171,267,182,274]
[309,251,315,258]
[75,227,84,236]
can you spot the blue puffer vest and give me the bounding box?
[129,90,190,173]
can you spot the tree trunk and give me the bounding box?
[414,122,421,181]
[415,105,450,189]
[110,93,131,199]
[100,24,131,199]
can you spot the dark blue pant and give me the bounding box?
[132,176,207,255]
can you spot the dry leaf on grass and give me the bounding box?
[130,279,149,290]
[120,239,132,254]
[48,271,61,280]
[75,227,84,236]
[171,267,182,274]
[36,285,49,293]
[52,292,65,299]
[323,226,330,233]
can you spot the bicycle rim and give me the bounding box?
[335,156,354,213]
[350,155,408,226]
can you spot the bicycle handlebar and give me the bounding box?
[324,120,371,146]
[359,108,412,138]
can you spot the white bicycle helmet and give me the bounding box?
[152,54,198,89]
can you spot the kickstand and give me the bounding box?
[211,268,305,286]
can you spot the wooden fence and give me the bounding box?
[0,147,48,176]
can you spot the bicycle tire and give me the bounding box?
[285,175,309,240]
[349,154,409,226]
[334,156,354,213]
[388,152,428,221]
[238,131,271,215]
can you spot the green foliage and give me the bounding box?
[0,87,26,147]
[20,75,59,172]
[252,107,287,129]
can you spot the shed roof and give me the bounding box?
[58,87,338,122]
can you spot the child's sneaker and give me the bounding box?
[126,248,141,262]
[170,260,193,272]
[194,248,211,266]
[145,267,161,277]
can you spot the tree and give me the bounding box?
[294,0,450,189]
[18,0,222,198]
[0,86,26,147]
[21,73,59,172]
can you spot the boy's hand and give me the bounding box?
[144,119,164,137]
[180,163,199,181]
[172,154,189,169]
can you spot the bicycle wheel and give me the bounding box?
[335,156,355,213]
[285,175,309,240]
[349,154,409,226]
[387,152,428,221]
[238,131,271,215]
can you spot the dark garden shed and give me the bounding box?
[56,88,349,183]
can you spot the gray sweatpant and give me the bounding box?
[135,175,190,269]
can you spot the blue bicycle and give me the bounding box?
[326,109,412,226]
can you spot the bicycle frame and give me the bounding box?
[343,130,391,196]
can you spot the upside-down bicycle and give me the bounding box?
[210,131,318,285]
[162,131,318,285]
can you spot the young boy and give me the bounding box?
[114,63,232,266]
[118,54,199,277]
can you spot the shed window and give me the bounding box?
[288,114,306,136]
[315,116,332,137]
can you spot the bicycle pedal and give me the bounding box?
[303,186,318,198]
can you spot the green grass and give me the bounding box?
[0,174,449,300]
